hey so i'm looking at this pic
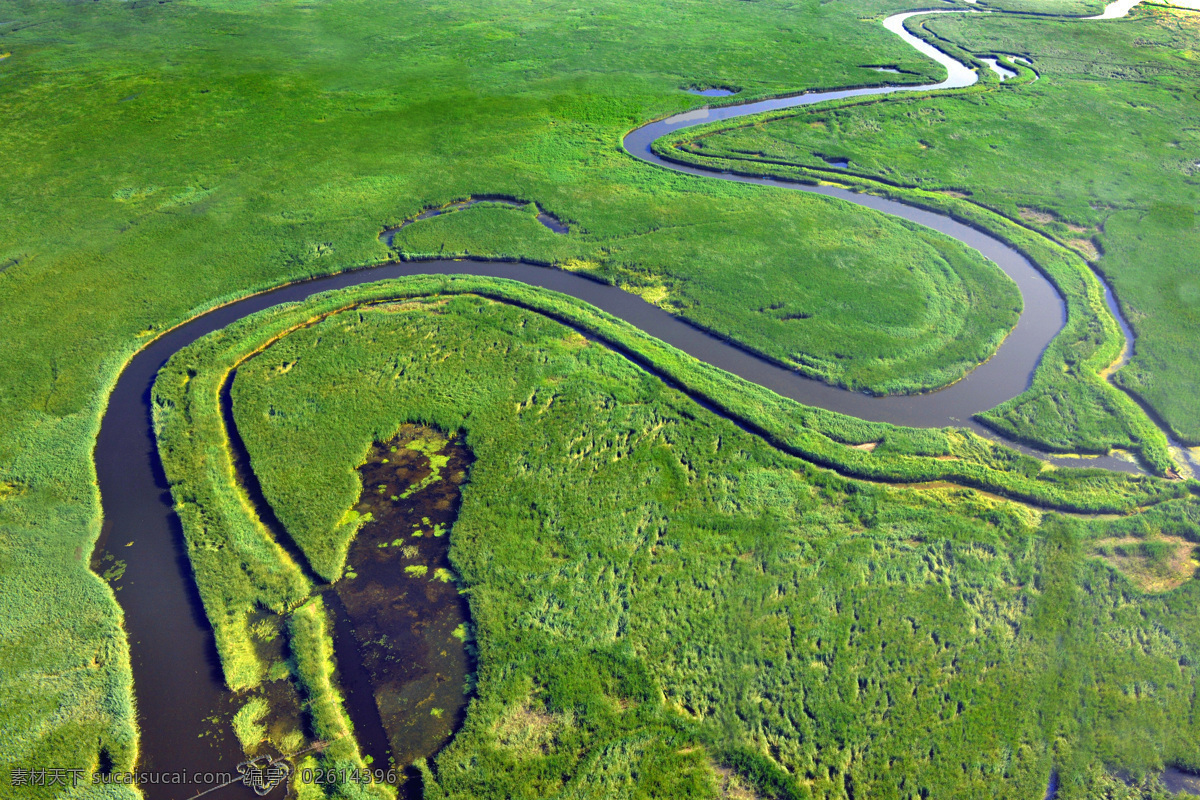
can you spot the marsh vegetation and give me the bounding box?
[665,4,1200,449]
[0,1,1015,777]
[3,0,1199,794]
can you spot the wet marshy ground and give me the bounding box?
[378,196,568,246]
[1159,767,1200,796]
[333,424,474,792]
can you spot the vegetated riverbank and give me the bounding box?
[175,276,1195,517]
[382,184,1019,398]
[156,278,1200,799]
[656,118,1179,473]
[105,9,1200,800]
[0,0,1039,774]
[376,5,1181,478]
[139,324,473,800]
[69,251,1030,800]
[661,2,1200,458]
[1,0,1189,788]
[94,260,1194,800]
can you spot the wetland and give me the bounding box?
[335,427,474,791]
[5,0,1200,797]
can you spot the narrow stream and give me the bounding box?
[91,1,1188,797]
[981,56,1018,80]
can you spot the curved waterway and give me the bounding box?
[94,2,1180,797]
[624,2,1195,476]
[622,8,1104,462]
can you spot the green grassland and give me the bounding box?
[2,0,1195,790]
[385,194,1022,397]
[662,4,1200,448]
[0,0,1018,782]
[151,278,1200,799]
[979,0,1106,14]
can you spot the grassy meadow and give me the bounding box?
[2,0,1196,792]
[151,279,1200,799]
[667,4,1200,446]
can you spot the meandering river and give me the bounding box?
[93,1,1188,797]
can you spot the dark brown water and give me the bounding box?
[332,427,474,796]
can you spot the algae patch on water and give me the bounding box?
[333,424,475,774]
